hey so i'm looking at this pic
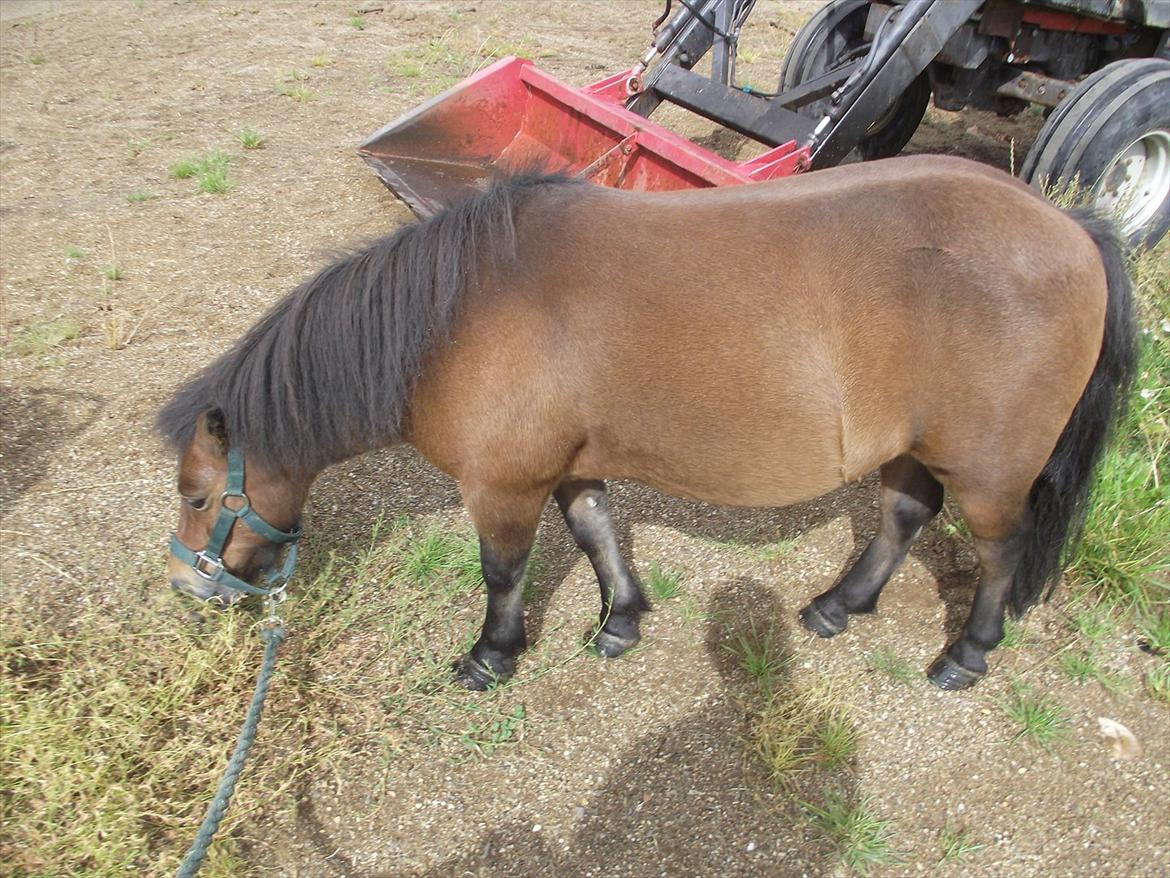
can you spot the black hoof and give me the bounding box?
[799,601,846,638]
[926,654,984,691]
[454,654,504,691]
[591,629,639,658]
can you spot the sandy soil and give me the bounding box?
[2,2,1166,876]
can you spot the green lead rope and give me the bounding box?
[175,623,286,878]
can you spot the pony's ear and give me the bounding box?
[195,409,229,455]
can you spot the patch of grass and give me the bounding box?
[803,793,903,876]
[865,647,918,686]
[64,244,85,261]
[754,684,855,781]
[3,317,81,357]
[310,53,332,68]
[645,562,683,601]
[1138,610,1170,656]
[999,617,1026,649]
[103,263,123,281]
[279,84,315,102]
[1059,650,1124,692]
[393,59,423,78]
[3,511,524,875]
[1000,682,1072,747]
[1068,241,1169,613]
[127,138,149,159]
[349,15,365,29]
[398,524,482,594]
[170,152,232,194]
[1144,662,1170,704]
[814,711,859,770]
[725,620,789,694]
[169,157,201,179]
[937,820,984,868]
[125,189,151,203]
[236,129,265,150]
[1070,605,1116,643]
[678,594,712,627]
[28,51,45,65]
[457,703,525,758]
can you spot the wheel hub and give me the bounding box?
[1093,129,1170,237]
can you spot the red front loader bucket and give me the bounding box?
[360,57,809,217]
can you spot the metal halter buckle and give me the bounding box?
[193,550,225,580]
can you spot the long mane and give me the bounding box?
[156,173,576,475]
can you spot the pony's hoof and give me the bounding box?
[592,629,639,658]
[799,601,846,638]
[454,655,502,691]
[926,654,984,690]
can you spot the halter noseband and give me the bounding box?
[169,447,303,598]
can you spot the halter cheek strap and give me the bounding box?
[169,447,303,597]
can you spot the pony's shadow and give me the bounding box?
[305,446,979,654]
[293,579,857,877]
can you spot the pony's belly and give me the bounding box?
[570,438,845,509]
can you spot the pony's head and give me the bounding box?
[166,410,307,605]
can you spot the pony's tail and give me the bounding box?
[1009,209,1139,616]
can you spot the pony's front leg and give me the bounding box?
[455,484,546,691]
[554,479,649,657]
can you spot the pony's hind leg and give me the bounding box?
[555,479,650,657]
[800,455,944,637]
[456,484,547,690]
[927,497,1031,690]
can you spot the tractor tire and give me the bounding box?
[1021,58,1170,249]
[779,0,930,161]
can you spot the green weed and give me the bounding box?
[3,317,81,357]
[1069,242,1169,611]
[814,711,859,770]
[398,524,482,594]
[103,263,123,281]
[1001,682,1071,747]
[236,129,266,150]
[645,562,683,601]
[803,793,903,875]
[999,617,1026,649]
[125,190,151,203]
[64,245,85,261]
[725,620,789,694]
[1059,650,1124,692]
[28,51,45,65]
[349,15,365,29]
[279,84,315,102]
[170,152,232,194]
[865,647,918,685]
[937,820,984,867]
[310,54,332,68]
[1139,610,1170,656]
[1144,662,1170,704]
[457,704,525,757]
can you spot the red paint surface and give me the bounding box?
[360,57,810,217]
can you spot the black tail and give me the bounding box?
[1009,209,1139,616]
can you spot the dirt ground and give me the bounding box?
[2,2,1167,876]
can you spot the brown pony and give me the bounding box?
[160,155,1136,690]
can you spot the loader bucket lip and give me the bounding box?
[360,56,810,217]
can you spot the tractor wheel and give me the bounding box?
[1021,58,1170,249]
[779,0,930,161]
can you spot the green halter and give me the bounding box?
[169,447,302,597]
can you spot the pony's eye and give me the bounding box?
[184,497,208,511]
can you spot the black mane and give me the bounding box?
[157,173,576,474]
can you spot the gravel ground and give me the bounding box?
[2,2,1167,876]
